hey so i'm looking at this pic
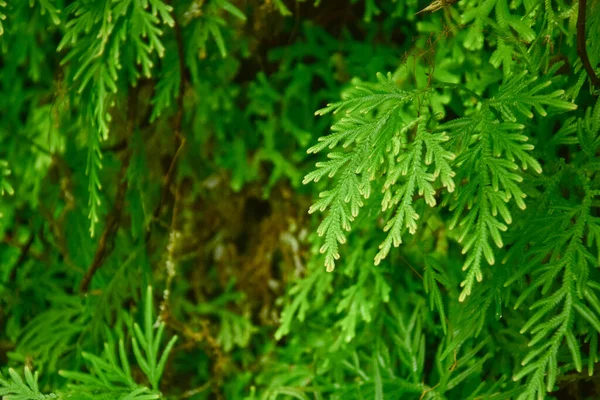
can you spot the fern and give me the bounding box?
[439,71,574,301]
[60,286,177,398]
[423,254,449,334]
[12,295,88,373]
[508,189,600,399]
[0,367,57,400]
[130,286,178,391]
[2,0,600,399]
[183,280,255,351]
[58,0,173,236]
[502,101,600,398]
[183,0,245,59]
[305,72,455,271]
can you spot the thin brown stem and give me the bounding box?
[3,234,48,276]
[577,0,600,89]
[157,180,183,324]
[145,137,187,243]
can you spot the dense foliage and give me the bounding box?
[1,0,599,399]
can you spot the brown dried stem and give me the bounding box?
[577,0,600,89]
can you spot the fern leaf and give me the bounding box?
[0,367,57,400]
[307,73,455,270]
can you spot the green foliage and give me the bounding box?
[0,367,57,400]
[2,0,600,399]
[305,73,455,271]
[0,160,13,197]
[59,286,177,399]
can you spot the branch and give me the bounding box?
[3,233,49,282]
[577,0,600,89]
[156,180,183,325]
[145,137,187,243]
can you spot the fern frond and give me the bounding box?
[489,71,577,121]
[184,0,246,58]
[15,295,88,373]
[0,367,57,400]
[131,286,178,391]
[60,286,177,398]
[423,255,449,334]
[442,70,575,300]
[307,73,455,271]
[191,281,256,351]
[275,262,333,340]
[442,110,536,301]
[509,190,600,399]
[335,261,391,343]
[376,121,455,264]
[59,0,173,235]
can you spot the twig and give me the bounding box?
[157,180,183,325]
[2,234,46,264]
[14,132,54,157]
[420,383,440,400]
[577,0,600,89]
[145,137,187,242]
[8,233,35,282]
[180,382,211,398]
[434,81,485,103]
[101,139,128,153]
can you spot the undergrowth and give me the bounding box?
[1,0,599,399]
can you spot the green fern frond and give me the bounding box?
[275,262,333,340]
[461,0,535,50]
[552,97,600,155]
[442,70,575,301]
[150,46,180,122]
[184,0,246,58]
[15,295,88,373]
[442,111,533,301]
[0,367,57,400]
[59,0,173,236]
[423,255,449,334]
[376,120,455,264]
[59,286,177,398]
[335,261,390,343]
[131,286,178,391]
[307,73,455,271]
[35,0,61,25]
[489,71,577,121]
[508,189,600,399]
[192,281,256,351]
